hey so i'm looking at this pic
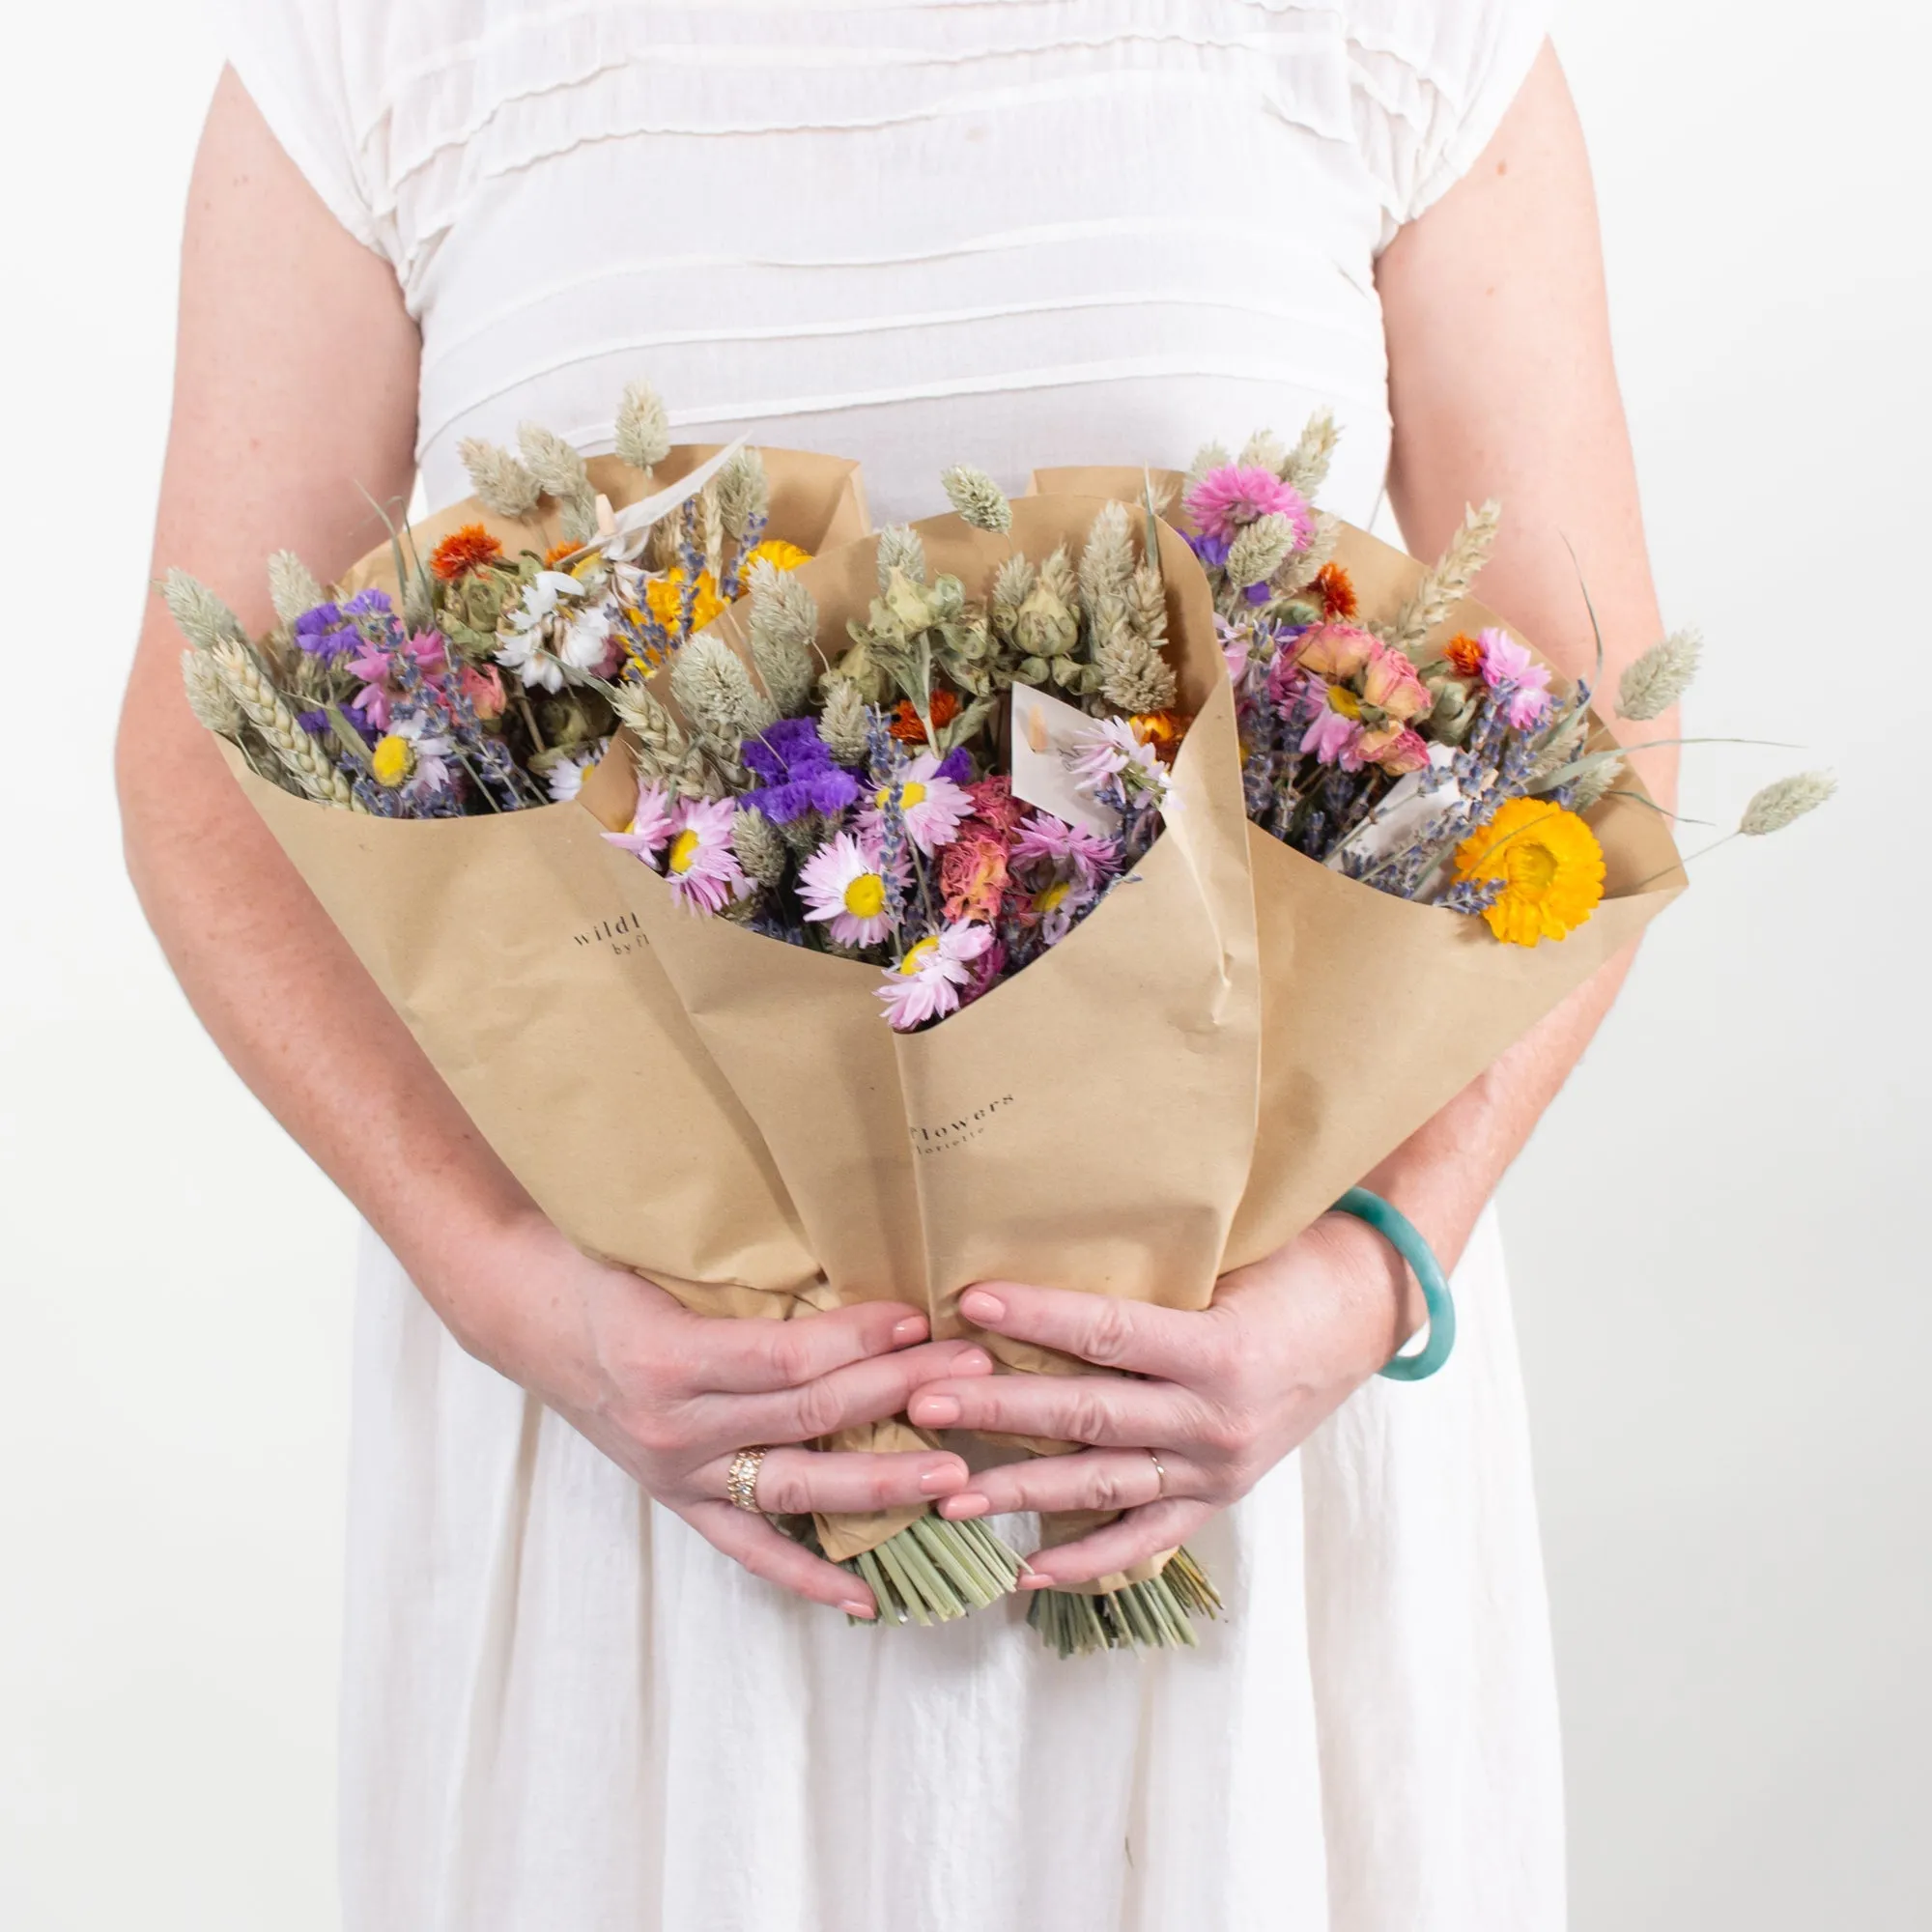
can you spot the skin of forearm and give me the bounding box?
[1309,45,1672,1340]
[119,71,546,1362]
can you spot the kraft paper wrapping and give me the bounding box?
[224,445,872,1310]
[577,497,1264,1569]
[1029,468,1687,1270]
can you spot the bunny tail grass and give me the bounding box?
[845,1515,1025,1626]
[1026,1548,1222,1658]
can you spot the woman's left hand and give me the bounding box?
[904,1213,1415,1588]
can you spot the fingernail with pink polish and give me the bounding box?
[919,1463,964,1494]
[954,1348,992,1375]
[913,1395,961,1426]
[891,1316,927,1345]
[959,1289,1005,1323]
[1018,1574,1051,1590]
[943,1493,989,1519]
[842,1598,877,1619]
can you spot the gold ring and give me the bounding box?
[726,1446,769,1514]
[1146,1448,1167,1497]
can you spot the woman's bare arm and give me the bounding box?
[912,45,1679,1581]
[119,72,988,1611]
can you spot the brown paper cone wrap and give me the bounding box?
[222,455,872,1326]
[1030,468,1687,1265]
[581,497,1263,1569]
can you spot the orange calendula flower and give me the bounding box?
[1129,709,1192,763]
[430,524,505,582]
[643,568,727,636]
[890,689,961,743]
[1313,562,1357,620]
[1443,632,1486,679]
[1452,797,1605,948]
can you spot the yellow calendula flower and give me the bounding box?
[739,538,811,576]
[1452,797,1605,947]
[643,567,727,637]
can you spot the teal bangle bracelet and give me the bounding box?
[1330,1186,1457,1381]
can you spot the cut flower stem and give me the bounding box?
[1027,1548,1223,1658]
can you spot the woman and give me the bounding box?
[120,3,1669,1925]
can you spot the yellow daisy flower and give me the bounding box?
[739,538,812,576]
[1452,797,1605,947]
[642,567,727,637]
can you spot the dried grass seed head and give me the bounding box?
[457,437,543,520]
[876,524,927,592]
[1739,770,1836,836]
[1617,629,1702,722]
[161,568,245,652]
[940,465,1013,534]
[614,380,672,473]
[267,551,326,628]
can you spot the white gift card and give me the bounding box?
[1009,682,1119,838]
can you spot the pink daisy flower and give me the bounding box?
[1065,716,1170,814]
[1477,627,1554,728]
[603,781,675,867]
[1182,464,1316,549]
[1009,811,1122,886]
[860,752,973,855]
[662,795,749,915]
[799,832,896,949]
[875,923,996,1032]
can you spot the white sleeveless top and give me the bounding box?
[216,0,1548,525]
[211,9,1569,1929]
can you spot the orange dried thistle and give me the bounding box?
[889,689,961,743]
[1443,632,1487,679]
[1129,709,1192,764]
[430,524,505,582]
[543,539,582,567]
[1314,562,1358,620]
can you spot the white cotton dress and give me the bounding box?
[215,3,1564,1925]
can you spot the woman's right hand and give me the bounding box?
[425,1208,990,1617]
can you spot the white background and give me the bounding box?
[1,3,1925,1926]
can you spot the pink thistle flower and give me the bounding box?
[1010,811,1122,886]
[875,923,996,1032]
[799,831,896,949]
[603,781,675,867]
[1359,642,1434,724]
[859,752,973,855]
[1183,465,1315,549]
[661,795,749,915]
[1300,706,1365,770]
[1477,626,1554,727]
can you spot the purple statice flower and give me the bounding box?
[293,601,357,661]
[296,709,330,735]
[742,717,861,823]
[1185,527,1233,572]
[344,587,393,619]
[933,745,973,785]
